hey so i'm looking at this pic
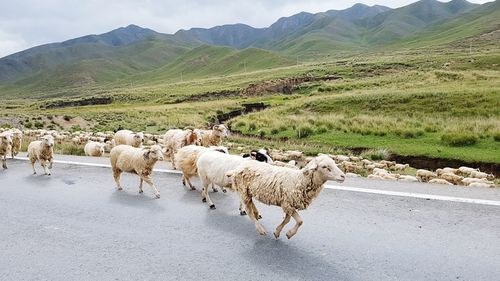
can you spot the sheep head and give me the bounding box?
[304,155,345,183]
[1,132,13,146]
[212,125,229,137]
[186,129,202,145]
[40,135,54,148]
[245,149,273,163]
[133,132,144,144]
[143,145,164,162]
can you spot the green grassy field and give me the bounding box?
[2,47,499,164]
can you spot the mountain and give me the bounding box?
[0,0,497,95]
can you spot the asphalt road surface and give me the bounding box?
[1,158,500,281]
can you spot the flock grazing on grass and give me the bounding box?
[0,126,498,237]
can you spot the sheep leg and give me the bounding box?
[201,182,216,209]
[239,201,246,216]
[274,213,292,239]
[242,194,266,235]
[138,178,144,193]
[286,210,303,239]
[2,156,6,169]
[31,160,36,174]
[184,175,196,190]
[211,184,218,192]
[170,154,176,170]
[113,169,123,190]
[141,176,160,199]
[48,159,53,169]
[40,159,50,175]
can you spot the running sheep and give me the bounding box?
[114,130,144,148]
[27,135,55,175]
[0,131,13,169]
[84,141,106,157]
[228,155,345,239]
[110,145,164,199]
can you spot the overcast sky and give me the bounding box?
[0,0,491,57]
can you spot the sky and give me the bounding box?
[0,0,491,57]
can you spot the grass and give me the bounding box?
[2,47,499,164]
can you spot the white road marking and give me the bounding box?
[14,157,500,207]
[325,185,500,207]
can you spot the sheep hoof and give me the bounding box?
[139,190,143,193]
[212,188,218,193]
[239,210,247,216]
[273,232,280,239]
[117,187,123,191]
[286,232,294,239]
[258,215,263,220]
[222,189,227,193]
[155,194,161,199]
[190,186,196,191]
[209,204,216,209]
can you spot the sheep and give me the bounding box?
[346,172,360,178]
[164,128,201,169]
[391,164,409,172]
[272,160,299,170]
[27,135,55,175]
[398,175,418,182]
[0,131,13,169]
[84,141,105,157]
[8,128,22,159]
[196,151,251,210]
[429,179,453,185]
[228,155,345,238]
[436,167,458,176]
[462,177,490,186]
[174,145,228,191]
[457,166,479,176]
[110,145,164,199]
[242,149,273,163]
[114,130,144,148]
[439,173,463,185]
[416,169,437,182]
[196,124,229,147]
[468,182,495,188]
[367,174,383,180]
[470,171,494,180]
[380,160,396,168]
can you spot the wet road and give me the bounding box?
[1,159,500,281]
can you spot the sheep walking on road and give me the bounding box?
[229,155,345,239]
[164,128,201,169]
[84,141,105,157]
[0,131,13,169]
[27,135,55,175]
[110,145,164,199]
[9,128,22,159]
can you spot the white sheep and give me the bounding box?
[84,141,105,157]
[174,145,228,191]
[416,169,437,182]
[164,128,201,169]
[0,131,13,169]
[391,164,409,172]
[9,128,22,159]
[114,130,144,148]
[429,179,453,185]
[110,145,164,199]
[398,175,418,182]
[468,182,495,188]
[27,135,55,175]
[462,177,490,186]
[439,173,463,185]
[196,151,250,210]
[196,124,229,147]
[436,167,458,176]
[229,155,345,238]
[457,166,479,176]
[470,171,494,180]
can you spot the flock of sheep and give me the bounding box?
[0,125,497,237]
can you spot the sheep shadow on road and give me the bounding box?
[109,189,165,211]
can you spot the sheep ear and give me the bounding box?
[143,151,150,161]
[304,162,318,175]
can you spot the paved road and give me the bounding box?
[1,159,500,281]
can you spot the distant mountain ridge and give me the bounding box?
[0,0,497,92]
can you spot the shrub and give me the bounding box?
[270,128,279,135]
[63,115,72,121]
[434,71,464,81]
[34,121,44,129]
[441,133,478,147]
[361,149,390,161]
[24,122,33,129]
[494,132,500,142]
[0,123,12,129]
[248,123,256,131]
[316,126,328,134]
[257,130,266,137]
[296,126,314,139]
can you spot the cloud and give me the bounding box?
[0,0,492,57]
